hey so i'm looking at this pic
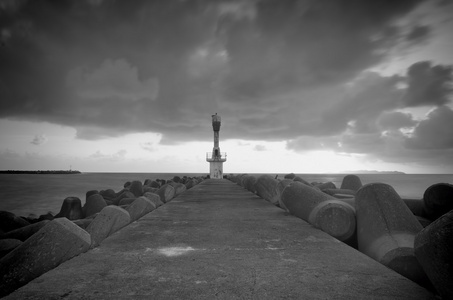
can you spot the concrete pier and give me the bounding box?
[7,180,434,299]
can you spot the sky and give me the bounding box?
[1,0,453,174]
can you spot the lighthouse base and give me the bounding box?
[209,161,224,179]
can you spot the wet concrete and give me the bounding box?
[7,179,434,299]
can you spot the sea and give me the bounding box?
[0,172,452,217]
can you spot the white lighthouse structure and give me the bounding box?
[206,113,226,179]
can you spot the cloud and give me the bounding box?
[217,0,257,21]
[140,142,156,152]
[0,0,433,141]
[86,0,104,6]
[405,105,453,149]
[30,134,48,145]
[321,72,404,135]
[401,61,453,107]
[377,111,416,130]
[253,144,267,151]
[405,24,431,44]
[89,149,127,162]
[1,0,452,173]
[66,59,159,101]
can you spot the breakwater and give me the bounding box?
[227,173,453,299]
[0,175,205,298]
[0,173,451,298]
[0,170,81,174]
[2,179,434,299]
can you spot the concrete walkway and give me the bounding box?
[8,179,434,299]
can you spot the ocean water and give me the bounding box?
[0,172,451,217]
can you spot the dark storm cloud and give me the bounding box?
[319,72,406,136]
[0,0,442,146]
[402,61,453,107]
[405,105,453,149]
[405,25,431,44]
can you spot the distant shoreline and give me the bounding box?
[0,170,82,175]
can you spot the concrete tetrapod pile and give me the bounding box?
[0,175,204,298]
[227,173,452,298]
[355,183,430,288]
[281,181,356,244]
[415,209,453,299]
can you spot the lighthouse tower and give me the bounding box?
[206,113,226,179]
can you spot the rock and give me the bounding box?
[423,183,453,220]
[0,239,22,259]
[129,180,144,197]
[415,210,453,298]
[172,183,187,196]
[416,216,432,228]
[185,180,195,190]
[113,190,135,206]
[284,173,296,180]
[293,176,311,186]
[243,175,257,193]
[340,175,363,191]
[143,186,159,194]
[85,190,99,199]
[228,175,238,184]
[86,206,130,248]
[333,194,355,201]
[336,197,356,208]
[0,218,91,298]
[25,214,38,223]
[124,181,131,188]
[402,198,426,218]
[143,192,164,207]
[85,213,99,220]
[313,181,336,190]
[157,184,175,203]
[72,218,93,230]
[0,220,49,242]
[323,188,356,197]
[0,211,30,233]
[118,198,137,206]
[100,189,116,200]
[356,183,429,287]
[143,179,153,186]
[37,212,55,222]
[232,175,242,185]
[281,181,333,221]
[55,197,83,220]
[254,175,279,205]
[276,179,293,212]
[281,181,356,243]
[83,194,107,218]
[115,188,128,196]
[156,179,166,186]
[236,174,247,187]
[126,196,156,221]
[172,176,181,183]
[147,180,161,188]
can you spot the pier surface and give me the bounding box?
[8,179,433,299]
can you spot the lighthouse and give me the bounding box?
[206,113,226,179]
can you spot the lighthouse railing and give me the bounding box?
[206,152,227,162]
